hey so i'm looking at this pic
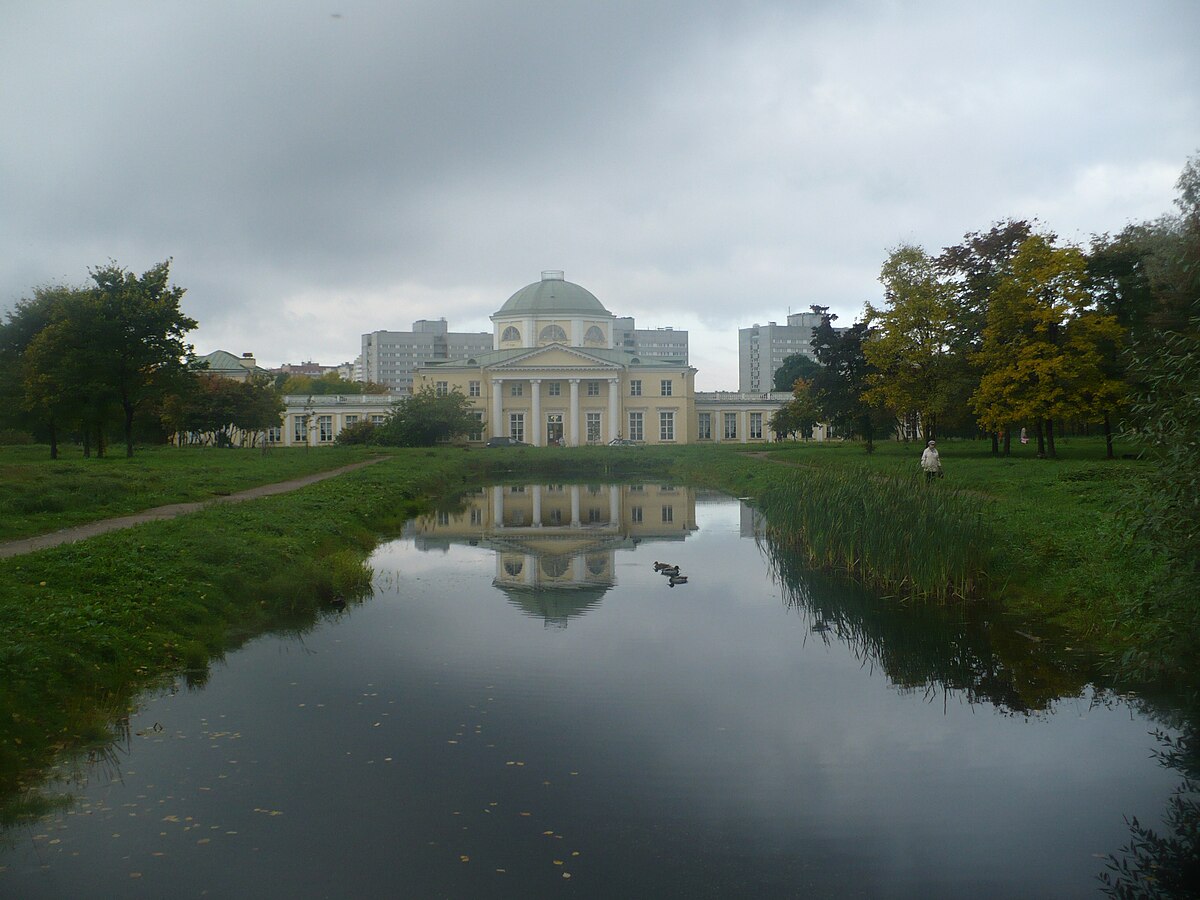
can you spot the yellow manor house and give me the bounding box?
[419,270,695,446]
[272,271,796,447]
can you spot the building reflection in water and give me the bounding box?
[406,484,698,627]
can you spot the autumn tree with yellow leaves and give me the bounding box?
[971,235,1124,457]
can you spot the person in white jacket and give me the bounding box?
[920,440,943,481]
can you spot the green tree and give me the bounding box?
[772,353,822,392]
[89,261,197,456]
[162,373,283,446]
[277,372,388,395]
[373,386,480,446]
[809,308,888,450]
[863,244,961,441]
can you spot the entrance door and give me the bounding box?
[546,414,564,446]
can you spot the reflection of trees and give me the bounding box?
[761,530,1093,715]
[1100,720,1200,898]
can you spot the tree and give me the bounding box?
[372,386,480,446]
[772,353,822,393]
[863,244,962,441]
[88,261,197,456]
[938,219,1036,453]
[161,373,284,446]
[769,377,822,440]
[971,235,1122,457]
[808,308,888,449]
[277,372,388,395]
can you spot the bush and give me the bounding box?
[335,420,377,445]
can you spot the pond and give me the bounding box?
[0,484,1188,897]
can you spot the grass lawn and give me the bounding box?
[0,444,379,542]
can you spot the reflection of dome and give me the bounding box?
[497,271,609,317]
[498,583,608,625]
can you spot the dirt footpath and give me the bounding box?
[0,458,386,560]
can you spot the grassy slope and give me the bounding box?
[0,445,377,541]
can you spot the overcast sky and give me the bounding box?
[3,1,1197,389]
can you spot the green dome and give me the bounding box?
[497,271,610,317]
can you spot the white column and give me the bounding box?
[569,379,580,446]
[492,378,504,437]
[525,554,536,586]
[492,485,505,528]
[570,485,581,527]
[524,317,535,348]
[608,377,620,442]
[532,484,542,527]
[741,410,749,444]
[572,554,586,581]
[608,485,619,525]
[530,379,541,446]
[571,317,583,344]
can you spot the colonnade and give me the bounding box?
[490,376,621,446]
[490,484,621,529]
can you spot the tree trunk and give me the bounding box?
[96,425,106,458]
[990,431,999,456]
[1035,420,1046,457]
[49,422,59,460]
[1046,418,1057,458]
[1103,411,1114,460]
[124,401,135,457]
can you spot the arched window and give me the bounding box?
[584,325,605,344]
[501,326,521,342]
[503,559,524,577]
[542,556,569,578]
[539,324,567,343]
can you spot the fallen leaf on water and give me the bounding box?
[562,872,572,879]
[542,831,554,836]
[553,860,564,866]
[459,855,470,863]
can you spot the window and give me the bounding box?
[470,507,483,525]
[539,324,567,343]
[548,382,560,396]
[698,413,711,440]
[437,511,450,526]
[294,417,307,443]
[630,379,641,396]
[470,411,484,442]
[511,382,523,397]
[267,426,282,443]
[588,507,602,523]
[751,412,763,439]
[587,381,600,396]
[661,379,673,397]
[631,506,643,523]
[436,381,448,397]
[660,411,675,442]
[584,325,605,343]
[371,414,386,425]
[345,415,359,426]
[469,380,480,397]
[724,413,738,440]
[661,505,674,523]
[318,415,334,442]
[628,411,644,441]
[509,413,524,442]
[501,326,520,342]
[586,412,601,443]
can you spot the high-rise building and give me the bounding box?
[613,317,689,362]
[738,312,827,393]
[361,319,492,394]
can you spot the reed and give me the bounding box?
[752,465,995,601]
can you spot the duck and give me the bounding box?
[659,565,680,577]
[668,575,688,586]
[653,561,674,571]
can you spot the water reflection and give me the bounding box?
[407,483,697,626]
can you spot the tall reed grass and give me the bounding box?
[753,466,994,602]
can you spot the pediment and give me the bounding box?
[488,344,622,371]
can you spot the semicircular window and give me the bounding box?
[584,325,605,344]
[501,326,521,342]
[539,324,568,343]
[586,554,607,576]
[503,559,524,577]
